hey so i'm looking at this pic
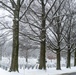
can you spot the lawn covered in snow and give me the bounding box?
[0,68,21,75]
[1,67,76,75]
[23,67,76,75]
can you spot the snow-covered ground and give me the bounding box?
[0,68,21,75]
[23,67,76,75]
[0,57,76,75]
[1,67,76,75]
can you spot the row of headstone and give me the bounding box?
[0,65,8,70]
[0,64,57,70]
[19,64,56,69]
[19,64,39,69]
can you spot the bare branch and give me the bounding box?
[45,0,57,19]
[0,1,13,11]
[19,0,34,20]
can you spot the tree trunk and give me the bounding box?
[66,50,71,68]
[74,50,76,66]
[0,47,2,61]
[9,17,19,72]
[9,1,20,71]
[66,20,71,68]
[39,0,46,70]
[56,16,61,70]
[39,40,46,69]
[26,50,28,63]
[56,49,61,70]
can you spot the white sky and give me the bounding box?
[0,9,12,21]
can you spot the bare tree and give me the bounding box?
[0,0,34,71]
[46,0,66,70]
[62,0,76,68]
[20,0,65,70]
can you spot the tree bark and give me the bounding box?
[9,0,20,72]
[9,14,19,72]
[39,40,46,69]
[66,50,71,68]
[56,49,61,70]
[0,47,2,61]
[66,29,71,68]
[74,50,76,66]
[39,0,46,70]
[26,50,28,63]
[56,17,61,70]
